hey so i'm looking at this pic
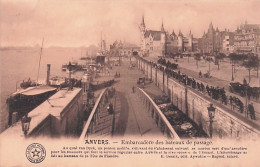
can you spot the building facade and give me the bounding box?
[222,34,235,54]
[234,21,260,55]
[110,40,139,57]
[198,22,233,55]
[139,16,197,58]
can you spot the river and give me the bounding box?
[0,47,86,132]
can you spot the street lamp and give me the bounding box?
[207,103,216,138]
[21,114,31,136]
[67,62,73,90]
[231,63,234,81]
[243,78,249,118]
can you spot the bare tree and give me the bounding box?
[215,52,226,70]
[243,55,259,83]
[187,54,191,64]
[229,53,247,81]
[194,53,201,69]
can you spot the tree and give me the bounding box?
[229,53,247,81]
[186,54,191,64]
[243,55,259,82]
[215,53,226,70]
[194,53,201,69]
[205,56,213,73]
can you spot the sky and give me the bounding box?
[0,0,260,47]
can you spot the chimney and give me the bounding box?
[46,64,50,85]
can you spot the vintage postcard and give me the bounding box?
[0,0,260,166]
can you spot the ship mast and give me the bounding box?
[101,32,103,52]
[36,38,44,86]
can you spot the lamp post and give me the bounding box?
[231,61,234,81]
[67,62,72,90]
[207,103,216,138]
[243,78,249,118]
[21,114,31,136]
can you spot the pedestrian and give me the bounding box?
[109,103,113,114]
[132,86,135,93]
[248,102,256,120]
[229,96,234,110]
[199,71,202,78]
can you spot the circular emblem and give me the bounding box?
[26,143,46,163]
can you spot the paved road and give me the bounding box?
[93,58,166,138]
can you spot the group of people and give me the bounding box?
[205,86,226,102]
[163,66,257,121]
[229,96,244,113]
[140,58,258,121]
[115,72,121,77]
[230,82,260,101]
[157,58,178,70]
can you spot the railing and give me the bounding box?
[79,88,111,140]
[136,87,180,140]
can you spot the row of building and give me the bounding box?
[139,16,260,58]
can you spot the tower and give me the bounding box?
[139,15,146,33]
[188,30,193,52]
[139,15,146,54]
[178,30,183,52]
[208,22,215,53]
[160,21,166,56]
[161,21,165,32]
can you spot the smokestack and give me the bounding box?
[46,64,50,85]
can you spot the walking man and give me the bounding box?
[248,102,256,120]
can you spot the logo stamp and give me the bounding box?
[26,143,46,163]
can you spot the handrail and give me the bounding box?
[79,88,107,141]
[137,87,180,140]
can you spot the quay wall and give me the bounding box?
[138,58,260,139]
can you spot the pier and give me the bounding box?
[1,56,259,140]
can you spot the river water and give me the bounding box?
[0,47,85,132]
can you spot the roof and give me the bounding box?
[1,88,82,138]
[144,30,162,41]
[20,85,56,96]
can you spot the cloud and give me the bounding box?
[0,0,260,47]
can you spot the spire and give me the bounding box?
[172,29,176,36]
[139,15,146,32]
[209,21,214,30]
[141,15,145,26]
[189,29,192,36]
[216,27,219,32]
[161,20,165,32]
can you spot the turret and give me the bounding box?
[208,21,214,33]
[139,15,146,54]
[178,30,183,52]
[139,15,146,32]
[161,21,165,32]
[188,30,193,51]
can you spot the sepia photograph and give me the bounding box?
[0,0,260,166]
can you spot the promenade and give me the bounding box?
[88,58,166,138]
[145,56,260,126]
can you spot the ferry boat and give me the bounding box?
[6,85,57,125]
[62,61,85,73]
